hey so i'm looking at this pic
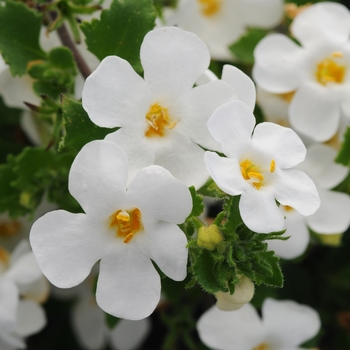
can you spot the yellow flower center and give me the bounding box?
[316,53,346,85]
[198,0,222,17]
[109,208,144,244]
[240,159,275,190]
[252,343,269,350]
[145,103,176,138]
[0,220,21,237]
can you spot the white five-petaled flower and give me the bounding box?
[164,0,283,61]
[197,298,321,350]
[204,100,320,233]
[269,143,350,259]
[30,140,192,320]
[82,26,237,188]
[253,2,350,142]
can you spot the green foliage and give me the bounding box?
[0,0,46,76]
[81,0,157,71]
[186,186,204,220]
[189,195,284,294]
[0,96,24,162]
[336,126,350,166]
[197,178,226,198]
[105,313,120,329]
[59,96,116,152]
[0,147,78,218]
[28,47,78,100]
[229,28,267,65]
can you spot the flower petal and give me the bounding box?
[252,122,306,169]
[141,222,188,281]
[273,169,320,216]
[268,209,309,260]
[197,304,265,350]
[204,152,247,196]
[253,34,306,93]
[207,101,255,158]
[0,279,18,331]
[306,190,350,234]
[289,82,340,142]
[16,300,46,337]
[127,165,192,224]
[71,294,106,350]
[178,79,236,152]
[297,143,349,189]
[110,318,151,350]
[30,211,105,288]
[222,65,256,112]
[236,0,283,28]
[96,252,160,320]
[141,27,210,96]
[291,2,350,48]
[154,136,210,188]
[240,186,285,233]
[262,298,321,348]
[69,140,128,217]
[82,56,150,128]
[105,128,155,185]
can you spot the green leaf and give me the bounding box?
[193,250,225,293]
[186,186,204,220]
[336,126,350,166]
[254,251,283,287]
[59,96,116,152]
[229,28,267,65]
[197,178,226,198]
[81,0,156,72]
[28,47,77,100]
[0,0,46,75]
[0,147,79,217]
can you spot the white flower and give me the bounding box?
[197,298,321,350]
[0,240,47,349]
[204,100,320,233]
[70,271,151,350]
[215,275,254,311]
[253,2,350,142]
[164,0,283,61]
[30,140,192,320]
[268,143,350,259]
[82,26,236,188]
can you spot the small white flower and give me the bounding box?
[165,0,283,61]
[82,26,237,188]
[269,143,350,259]
[30,140,192,320]
[70,271,151,350]
[0,240,47,349]
[197,298,321,350]
[253,2,350,142]
[204,100,320,233]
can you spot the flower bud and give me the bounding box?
[197,225,223,250]
[215,276,254,311]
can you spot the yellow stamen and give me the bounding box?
[0,220,21,237]
[145,103,176,137]
[240,160,264,190]
[316,58,345,85]
[198,0,222,16]
[283,205,294,212]
[270,159,276,173]
[253,343,269,350]
[110,208,143,244]
[332,51,343,58]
